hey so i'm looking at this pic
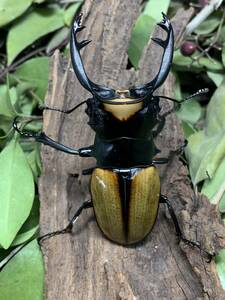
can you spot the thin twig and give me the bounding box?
[185,0,224,35]
[0,46,46,81]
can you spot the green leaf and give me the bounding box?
[202,156,225,206]
[219,193,225,213]
[128,15,156,68]
[63,2,82,26]
[216,249,225,290]
[207,71,224,87]
[194,14,221,35]
[0,240,44,300]
[128,0,170,68]
[11,196,39,246]
[200,57,224,71]
[173,50,223,72]
[177,100,202,125]
[46,27,69,55]
[0,85,16,117]
[222,42,225,68]
[0,138,34,249]
[7,7,64,64]
[14,57,50,101]
[219,25,225,44]
[186,79,225,185]
[143,0,170,19]
[26,147,41,182]
[181,121,196,139]
[0,0,32,27]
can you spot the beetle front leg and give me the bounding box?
[38,200,93,243]
[160,195,214,261]
[13,117,93,157]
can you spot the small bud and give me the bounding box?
[180,41,197,56]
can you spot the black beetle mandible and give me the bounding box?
[14,13,207,249]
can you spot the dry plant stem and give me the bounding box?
[185,0,224,35]
[0,46,46,81]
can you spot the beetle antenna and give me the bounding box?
[156,88,209,103]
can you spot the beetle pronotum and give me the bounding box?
[14,13,209,251]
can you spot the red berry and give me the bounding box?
[180,41,197,56]
[198,0,209,7]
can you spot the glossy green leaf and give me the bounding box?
[216,249,225,290]
[63,2,82,26]
[14,57,50,101]
[207,71,224,87]
[0,138,34,249]
[0,0,32,27]
[7,7,64,64]
[186,79,225,185]
[0,240,44,300]
[0,85,16,117]
[194,14,221,35]
[128,0,170,68]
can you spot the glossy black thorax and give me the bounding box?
[85,96,161,168]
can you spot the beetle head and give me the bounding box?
[70,13,174,106]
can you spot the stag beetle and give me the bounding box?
[13,13,208,248]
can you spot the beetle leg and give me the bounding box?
[13,117,93,157]
[40,100,87,114]
[38,200,93,243]
[82,167,96,175]
[160,195,214,261]
[153,114,165,137]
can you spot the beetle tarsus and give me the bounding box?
[160,195,214,261]
[13,117,39,138]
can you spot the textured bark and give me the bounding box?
[39,2,225,299]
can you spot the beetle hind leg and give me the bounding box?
[38,200,93,243]
[160,195,215,261]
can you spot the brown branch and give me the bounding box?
[39,2,225,299]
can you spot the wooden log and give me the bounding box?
[39,1,225,299]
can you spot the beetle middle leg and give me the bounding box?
[160,195,214,261]
[38,200,93,243]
